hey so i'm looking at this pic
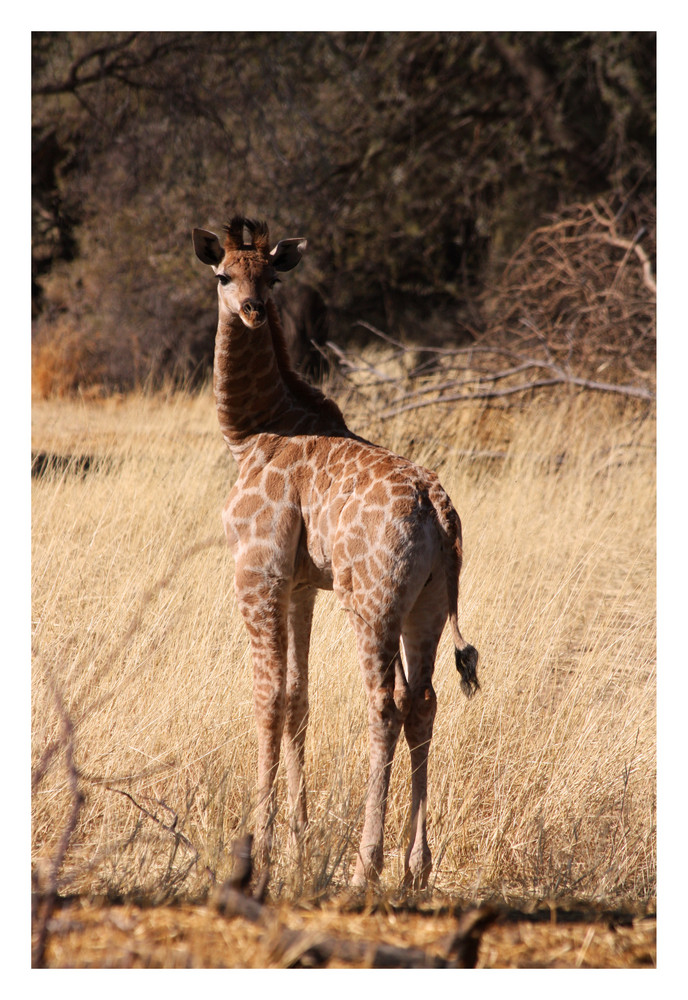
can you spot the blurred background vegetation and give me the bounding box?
[31,31,655,396]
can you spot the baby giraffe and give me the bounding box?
[193,216,479,889]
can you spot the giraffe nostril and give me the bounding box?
[242,300,263,315]
[241,300,266,326]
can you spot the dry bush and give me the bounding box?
[31,318,105,399]
[316,196,655,428]
[31,382,655,908]
[482,195,656,388]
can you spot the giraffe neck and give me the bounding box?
[213,307,295,457]
[214,299,350,461]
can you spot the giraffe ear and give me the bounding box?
[193,229,224,266]
[269,238,307,272]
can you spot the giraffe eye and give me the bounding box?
[217,274,231,286]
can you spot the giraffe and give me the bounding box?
[192,216,479,889]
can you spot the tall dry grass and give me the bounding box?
[31,382,655,907]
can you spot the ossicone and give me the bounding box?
[223,216,270,255]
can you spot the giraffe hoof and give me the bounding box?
[402,854,432,892]
[351,859,382,890]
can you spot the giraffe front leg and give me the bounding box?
[250,636,287,872]
[282,587,315,848]
[236,566,290,875]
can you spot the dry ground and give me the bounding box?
[31,373,656,967]
[39,896,655,969]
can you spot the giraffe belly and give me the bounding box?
[298,490,351,588]
[294,515,335,589]
[294,552,334,590]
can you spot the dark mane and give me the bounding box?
[266,299,348,432]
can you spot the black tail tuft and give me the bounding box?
[455,644,480,699]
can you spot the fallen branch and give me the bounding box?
[381,371,655,418]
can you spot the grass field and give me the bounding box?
[31,377,656,923]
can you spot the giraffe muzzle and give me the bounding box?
[240,299,267,328]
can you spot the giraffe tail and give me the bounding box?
[448,546,479,699]
[454,635,480,699]
[431,484,480,699]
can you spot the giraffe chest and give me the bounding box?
[220,445,333,585]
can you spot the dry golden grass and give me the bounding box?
[31,380,655,910]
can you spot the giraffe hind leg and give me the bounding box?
[400,578,447,890]
[349,618,406,888]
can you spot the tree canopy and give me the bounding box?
[32,31,655,393]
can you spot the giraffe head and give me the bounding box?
[193,216,307,329]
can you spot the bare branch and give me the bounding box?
[32,682,84,968]
[382,373,654,418]
[32,33,198,96]
[32,33,141,95]
[106,788,200,861]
